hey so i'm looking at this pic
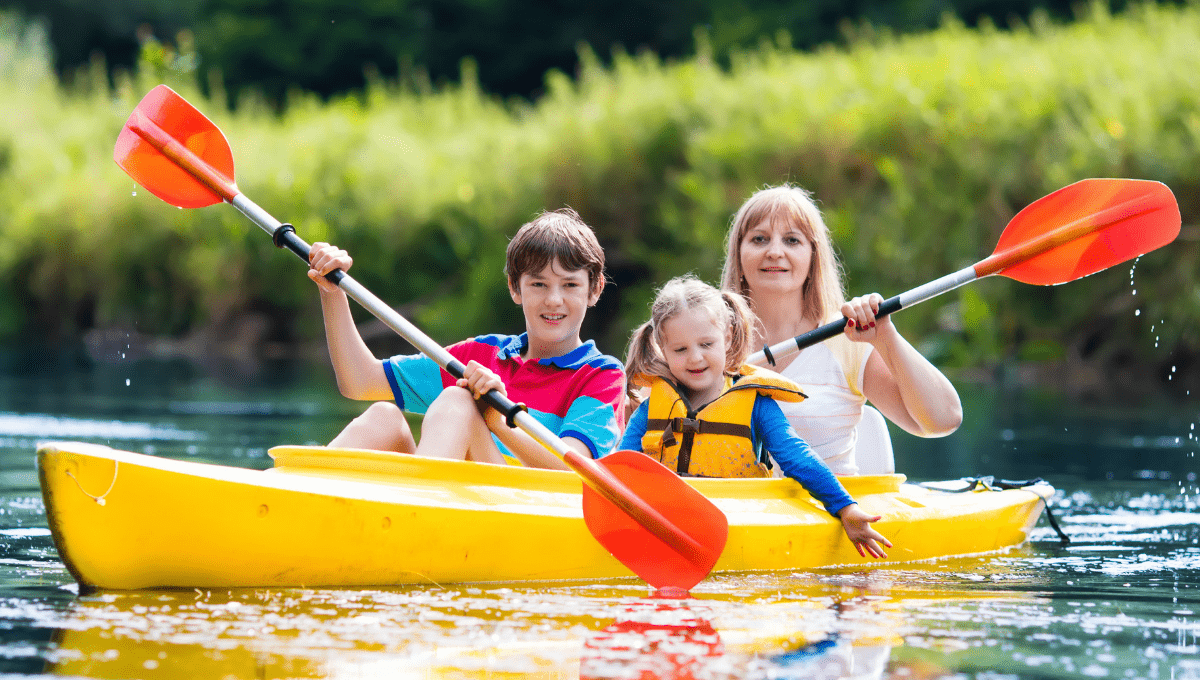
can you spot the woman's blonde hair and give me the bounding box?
[719,184,846,325]
[624,275,756,396]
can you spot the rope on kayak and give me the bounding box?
[65,460,119,507]
[919,476,1070,544]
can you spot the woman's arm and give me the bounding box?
[843,295,963,437]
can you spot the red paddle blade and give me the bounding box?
[983,178,1180,285]
[582,451,728,591]
[114,85,237,208]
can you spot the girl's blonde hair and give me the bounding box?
[719,184,846,325]
[625,275,756,395]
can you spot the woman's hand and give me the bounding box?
[837,503,892,559]
[458,361,506,401]
[308,242,353,294]
[841,293,891,343]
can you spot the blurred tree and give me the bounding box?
[0,0,1160,102]
[0,0,201,81]
[194,0,428,107]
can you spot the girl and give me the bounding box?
[619,275,891,559]
[721,184,962,475]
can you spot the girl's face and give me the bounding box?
[738,218,814,299]
[660,307,728,405]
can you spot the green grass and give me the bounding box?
[2,3,1197,380]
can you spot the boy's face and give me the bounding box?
[509,259,601,357]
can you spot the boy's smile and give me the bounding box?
[510,259,601,360]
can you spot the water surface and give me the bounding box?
[0,354,1196,679]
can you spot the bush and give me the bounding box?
[2,4,1197,382]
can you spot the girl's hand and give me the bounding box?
[837,503,892,559]
[458,361,506,401]
[841,293,891,343]
[308,242,353,294]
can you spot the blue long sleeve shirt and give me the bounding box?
[617,395,855,517]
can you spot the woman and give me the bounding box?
[719,184,962,475]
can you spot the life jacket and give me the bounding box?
[639,364,806,478]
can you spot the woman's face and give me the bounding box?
[738,218,814,299]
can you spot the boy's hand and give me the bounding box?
[458,361,506,401]
[837,503,892,559]
[308,242,352,294]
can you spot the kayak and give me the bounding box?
[37,441,1053,591]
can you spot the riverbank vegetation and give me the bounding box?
[2,4,1198,393]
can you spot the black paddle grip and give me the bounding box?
[445,358,528,428]
[272,223,345,286]
[765,294,904,365]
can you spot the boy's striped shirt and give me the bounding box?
[383,333,626,459]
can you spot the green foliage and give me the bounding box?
[6,0,1144,101]
[3,4,1199,377]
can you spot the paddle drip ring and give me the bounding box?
[65,460,119,506]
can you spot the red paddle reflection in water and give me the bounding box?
[580,587,723,680]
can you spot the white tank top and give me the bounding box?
[773,335,871,476]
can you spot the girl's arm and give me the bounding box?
[842,294,963,437]
[755,397,892,558]
[616,400,649,453]
[308,243,392,401]
[755,397,853,514]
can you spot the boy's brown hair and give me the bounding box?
[505,208,606,293]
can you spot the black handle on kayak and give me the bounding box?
[761,295,903,366]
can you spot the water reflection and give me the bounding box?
[45,575,1016,679]
[3,357,1200,678]
[580,587,903,680]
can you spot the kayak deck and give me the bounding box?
[37,442,1052,590]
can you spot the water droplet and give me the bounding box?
[1135,310,1141,316]
[131,191,137,197]
[125,379,130,386]
[1132,289,1137,295]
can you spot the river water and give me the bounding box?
[0,352,1197,679]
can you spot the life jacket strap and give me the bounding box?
[647,417,754,475]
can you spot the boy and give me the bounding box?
[307,208,625,468]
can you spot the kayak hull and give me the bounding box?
[37,442,1052,590]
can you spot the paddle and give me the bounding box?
[749,178,1181,365]
[114,85,727,591]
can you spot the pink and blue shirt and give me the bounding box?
[382,333,626,460]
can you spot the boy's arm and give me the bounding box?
[480,408,578,470]
[309,243,391,401]
[457,361,573,470]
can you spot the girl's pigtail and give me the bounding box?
[624,320,662,401]
[721,290,757,373]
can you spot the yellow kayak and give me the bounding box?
[37,441,1052,591]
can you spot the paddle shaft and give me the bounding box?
[127,117,711,563]
[749,266,974,365]
[750,188,1164,366]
